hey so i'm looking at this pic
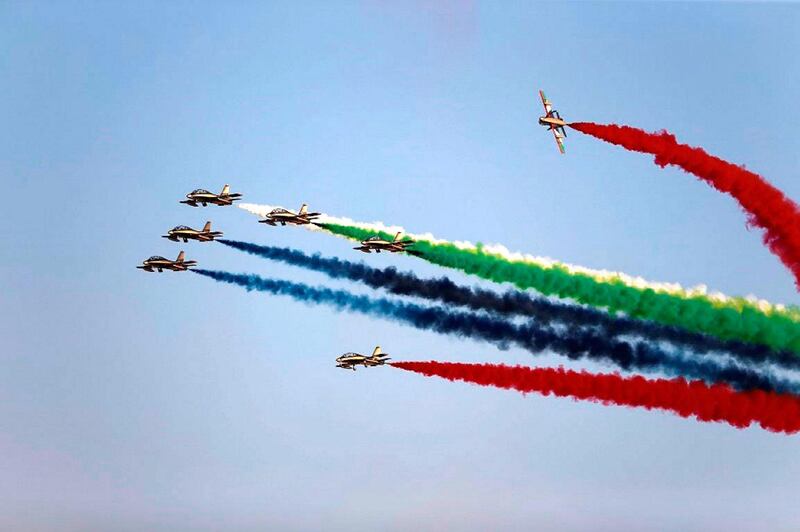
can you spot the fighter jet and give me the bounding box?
[336,346,390,371]
[162,222,223,243]
[258,203,321,226]
[354,232,416,254]
[180,184,242,207]
[137,251,197,272]
[537,90,568,154]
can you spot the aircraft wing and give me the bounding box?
[551,128,566,154]
[539,90,553,114]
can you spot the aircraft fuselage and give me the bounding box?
[335,352,390,369]
[539,116,567,128]
[356,241,411,253]
[183,196,233,207]
[181,187,241,207]
[138,260,190,272]
[261,214,318,226]
[163,230,221,242]
[165,231,204,242]
[138,251,196,272]
[269,214,310,225]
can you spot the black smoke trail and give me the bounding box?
[217,239,800,371]
[192,268,800,395]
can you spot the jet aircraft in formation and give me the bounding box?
[354,232,416,254]
[259,203,321,226]
[143,88,568,373]
[162,222,223,243]
[336,346,390,370]
[137,251,197,272]
[537,90,568,154]
[181,184,242,207]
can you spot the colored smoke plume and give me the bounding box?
[570,122,800,289]
[218,239,800,371]
[237,202,796,317]
[192,268,800,394]
[317,223,800,355]
[391,361,800,434]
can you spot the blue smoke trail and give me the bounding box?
[192,268,800,395]
[217,239,800,372]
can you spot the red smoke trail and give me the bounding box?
[569,122,800,289]
[391,361,800,434]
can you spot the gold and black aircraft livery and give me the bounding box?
[162,222,223,243]
[259,203,321,226]
[537,90,568,154]
[354,232,416,254]
[181,184,242,207]
[137,251,197,272]
[336,346,391,370]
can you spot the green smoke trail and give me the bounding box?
[318,222,800,355]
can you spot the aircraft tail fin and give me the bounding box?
[393,232,402,242]
[202,221,212,233]
[299,203,308,216]
[220,184,231,196]
[371,346,381,358]
[176,250,185,263]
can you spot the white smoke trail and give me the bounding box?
[238,202,279,217]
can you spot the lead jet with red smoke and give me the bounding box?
[354,232,416,254]
[336,346,390,370]
[136,251,197,272]
[258,203,321,226]
[537,90,567,154]
[162,221,223,243]
[180,184,243,207]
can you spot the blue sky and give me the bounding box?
[2,2,800,530]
